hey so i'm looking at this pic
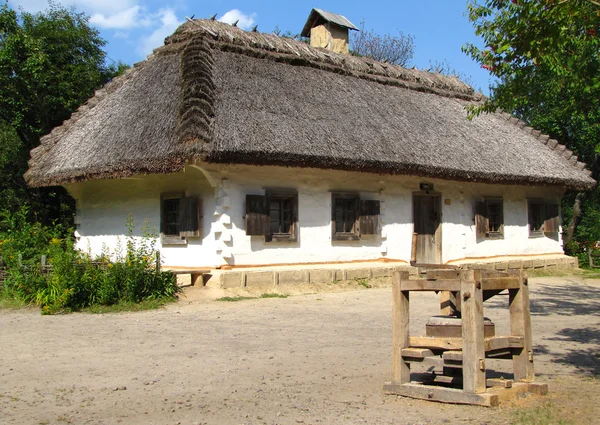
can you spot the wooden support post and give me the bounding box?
[392,270,411,384]
[509,271,534,381]
[461,269,486,394]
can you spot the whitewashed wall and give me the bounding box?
[66,162,565,268]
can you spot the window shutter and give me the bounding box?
[359,200,381,236]
[179,197,201,237]
[245,194,269,236]
[475,202,487,241]
[544,203,560,235]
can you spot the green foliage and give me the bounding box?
[0,211,179,314]
[0,2,129,224]
[464,0,600,259]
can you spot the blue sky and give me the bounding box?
[9,0,494,93]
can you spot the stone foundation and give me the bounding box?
[205,256,578,289]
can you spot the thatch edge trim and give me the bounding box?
[498,111,593,179]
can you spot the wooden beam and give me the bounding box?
[401,348,434,358]
[486,378,513,388]
[392,272,410,384]
[510,273,534,381]
[482,277,521,290]
[383,382,499,407]
[426,269,461,280]
[461,269,486,394]
[400,279,461,292]
[409,335,524,352]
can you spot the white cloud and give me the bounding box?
[136,9,183,57]
[90,6,149,30]
[218,9,256,31]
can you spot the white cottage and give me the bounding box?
[25,11,595,284]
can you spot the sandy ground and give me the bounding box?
[1,276,600,425]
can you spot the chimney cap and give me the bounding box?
[300,8,358,38]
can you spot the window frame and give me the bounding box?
[331,193,360,241]
[266,189,298,242]
[245,190,298,243]
[527,199,545,238]
[475,198,504,241]
[160,192,202,245]
[331,193,381,241]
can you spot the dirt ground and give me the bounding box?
[1,275,600,425]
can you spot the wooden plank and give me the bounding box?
[482,277,521,290]
[486,336,524,351]
[442,351,463,362]
[480,270,509,278]
[510,273,534,381]
[486,378,513,388]
[427,269,460,280]
[410,336,463,350]
[383,382,499,407]
[401,348,434,359]
[392,272,410,384]
[400,279,461,292]
[410,336,524,352]
[461,270,486,394]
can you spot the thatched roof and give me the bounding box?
[25,19,595,190]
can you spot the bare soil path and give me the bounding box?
[1,276,600,425]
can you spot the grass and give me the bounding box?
[0,292,29,310]
[354,278,372,288]
[216,293,289,302]
[525,267,600,279]
[511,403,574,425]
[82,297,176,314]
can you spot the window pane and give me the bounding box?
[529,202,543,232]
[487,202,501,233]
[164,198,180,235]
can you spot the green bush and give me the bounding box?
[1,210,179,314]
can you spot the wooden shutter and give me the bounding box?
[179,197,201,237]
[245,194,269,236]
[544,203,560,236]
[359,200,381,236]
[475,202,487,241]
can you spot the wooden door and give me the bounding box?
[412,194,442,265]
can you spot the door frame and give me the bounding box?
[411,191,442,265]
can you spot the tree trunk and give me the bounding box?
[564,192,584,246]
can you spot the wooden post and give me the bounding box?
[509,271,534,381]
[392,270,411,384]
[461,269,486,394]
[410,233,417,264]
[155,251,161,272]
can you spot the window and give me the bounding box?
[475,198,504,241]
[160,193,202,244]
[528,200,560,238]
[331,193,381,241]
[528,200,544,236]
[245,190,298,242]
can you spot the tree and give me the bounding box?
[0,2,127,224]
[350,21,415,66]
[463,0,600,259]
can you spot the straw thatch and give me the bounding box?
[25,19,595,190]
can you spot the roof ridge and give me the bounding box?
[162,19,483,102]
[498,112,592,177]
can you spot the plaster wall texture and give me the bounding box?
[67,163,565,268]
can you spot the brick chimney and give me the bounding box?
[300,8,358,55]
